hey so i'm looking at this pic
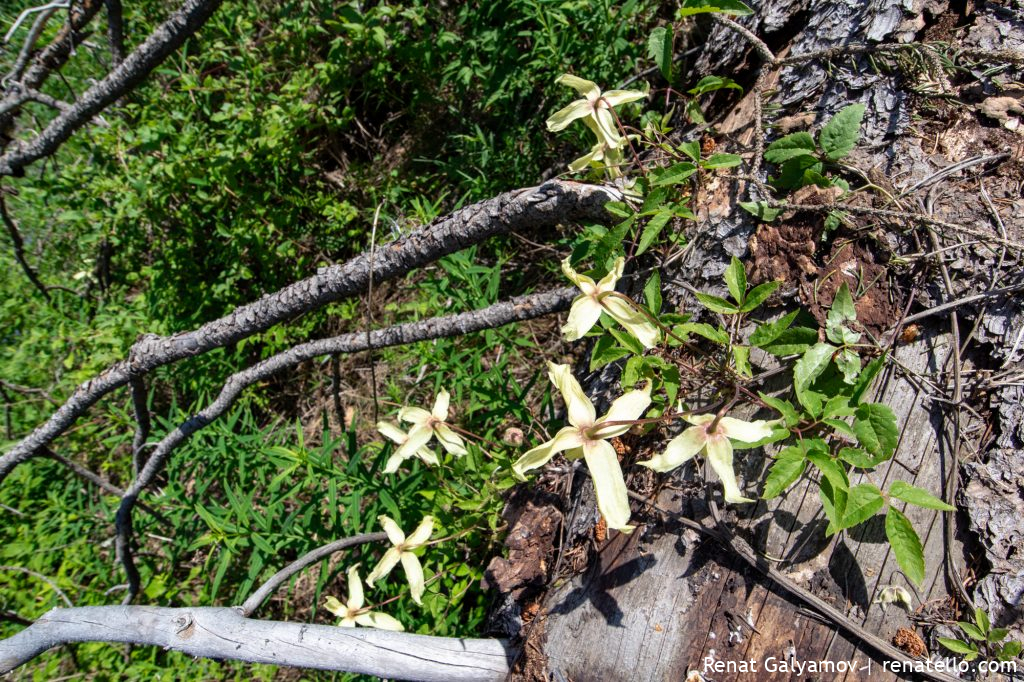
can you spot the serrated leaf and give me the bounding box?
[764,132,817,164]
[676,322,729,345]
[835,348,861,384]
[822,394,855,419]
[732,345,752,377]
[998,641,1021,659]
[652,162,698,186]
[593,217,632,267]
[827,282,857,328]
[739,201,783,222]
[806,450,849,492]
[739,281,780,312]
[939,638,978,655]
[677,0,753,17]
[677,139,701,161]
[774,155,822,190]
[762,447,806,499]
[694,291,738,314]
[604,201,633,219]
[959,622,987,641]
[761,327,819,356]
[840,484,884,529]
[823,418,856,439]
[889,481,955,511]
[853,403,898,459]
[609,325,645,356]
[975,607,990,635]
[820,476,847,536]
[885,507,925,586]
[702,153,742,169]
[725,256,746,304]
[647,26,673,81]
[838,446,889,469]
[590,334,631,371]
[644,271,662,315]
[794,342,837,407]
[662,364,681,406]
[988,628,1009,643]
[819,103,866,161]
[759,392,800,427]
[750,310,798,346]
[637,210,672,255]
[850,354,886,405]
[688,75,743,96]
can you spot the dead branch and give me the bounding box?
[0,606,513,680]
[0,180,615,484]
[103,0,125,66]
[0,192,50,302]
[0,0,223,177]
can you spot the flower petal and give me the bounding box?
[512,426,584,479]
[415,446,440,466]
[546,99,593,132]
[431,390,450,421]
[583,439,634,532]
[433,423,467,456]
[561,296,604,341]
[393,423,433,462]
[324,596,346,618]
[548,362,596,428]
[601,89,647,108]
[378,515,406,546]
[365,547,402,586]
[346,565,364,609]
[602,295,660,349]
[355,611,405,631]
[561,256,596,292]
[339,616,357,627]
[398,406,432,425]
[718,416,777,446]
[592,107,621,148]
[591,385,652,440]
[405,515,434,547]
[400,552,426,605]
[705,436,753,504]
[595,257,624,292]
[556,73,600,98]
[638,426,706,472]
[684,413,716,426]
[568,146,602,172]
[376,421,407,445]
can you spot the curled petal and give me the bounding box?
[568,145,604,172]
[638,426,706,472]
[601,89,647,108]
[392,423,434,464]
[366,547,402,586]
[383,451,405,474]
[405,516,434,548]
[433,423,467,456]
[705,436,753,504]
[602,295,660,349]
[512,426,583,479]
[556,73,600,98]
[546,99,593,132]
[683,413,716,427]
[346,565,364,609]
[431,390,450,421]
[592,107,621,147]
[398,406,432,425]
[591,385,652,440]
[355,611,405,631]
[561,256,596,292]
[583,439,634,532]
[719,416,777,446]
[376,421,407,444]
[548,362,596,428]
[378,516,406,546]
[414,446,440,466]
[324,596,347,618]
[400,551,426,605]
[595,257,624,292]
[561,295,604,341]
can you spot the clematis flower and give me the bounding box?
[366,515,433,605]
[546,74,647,149]
[638,413,778,503]
[324,565,405,631]
[512,363,651,532]
[562,256,660,349]
[377,421,440,473]
[396,389,467,459]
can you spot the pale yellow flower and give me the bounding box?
[639,413,777,503]
[324,565,404,630]
[546,74,646,149]
[365,515,433,605]
[377,421,440,473]
[561,256,660,349]
[396,389,467,459]
[513,363,651,532]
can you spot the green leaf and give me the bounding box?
[677,140,701,161]
[827,282,857,328]
[694,292,738,314]
[959,622,987,641]
[644,271,662,315]
[998,641,1021,659]
[838,446,888,469]
[823,418,856,438]
[732,345,752,377]
[701,153,742,169]
[850,354,886,405]
[590,334,631,371]
[676,322,729,345]
[764,132,817,164]
[593,217,632,267]
[989,628,1009,643]
[636,210,672,255]
[839,484,884,529]
[806,450,849,492]
[820,477,847,536]
[688,75,743,96]
[609,326,645,356]
[885,507,925,586]
[889,481,955,511]
[819,104,866,161]
[604,201,633,219]
[739,281,780,312]
[822,394,855,419]
[762,446,806,499]
[975,607,990,634]
[677,0,753,17]
[647,26,674,81]
[725,256,746,304]
[774,155,822,190]
[938,638,979,655]
[739,201,783,222]
[652,162,698,186]
[853,403,898,459]
[750,310,798,346]
[835,348,861,384]
[759,326,820,356]
[758,392,800,427]
[794,342,837,407]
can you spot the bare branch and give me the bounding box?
[0,192,50,302]
[0,180,614,482]
[241,532,388,617]
[128,375,150,476]
[2,4,63,85]
[0,0,223,176]
[103,0,125,66]
[0,606,513,680]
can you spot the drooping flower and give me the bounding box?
[546,74,646,149]
[562,256,660,349]
[324,565,405,631]
[365,515,433,605]
[513,363,651,532]
[873,585,913,611]
[638,413,778,503]
[396,389,467,459]
[377,421,440,473]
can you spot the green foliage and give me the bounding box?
[939,607,1023,664]
[763,103,865,192]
